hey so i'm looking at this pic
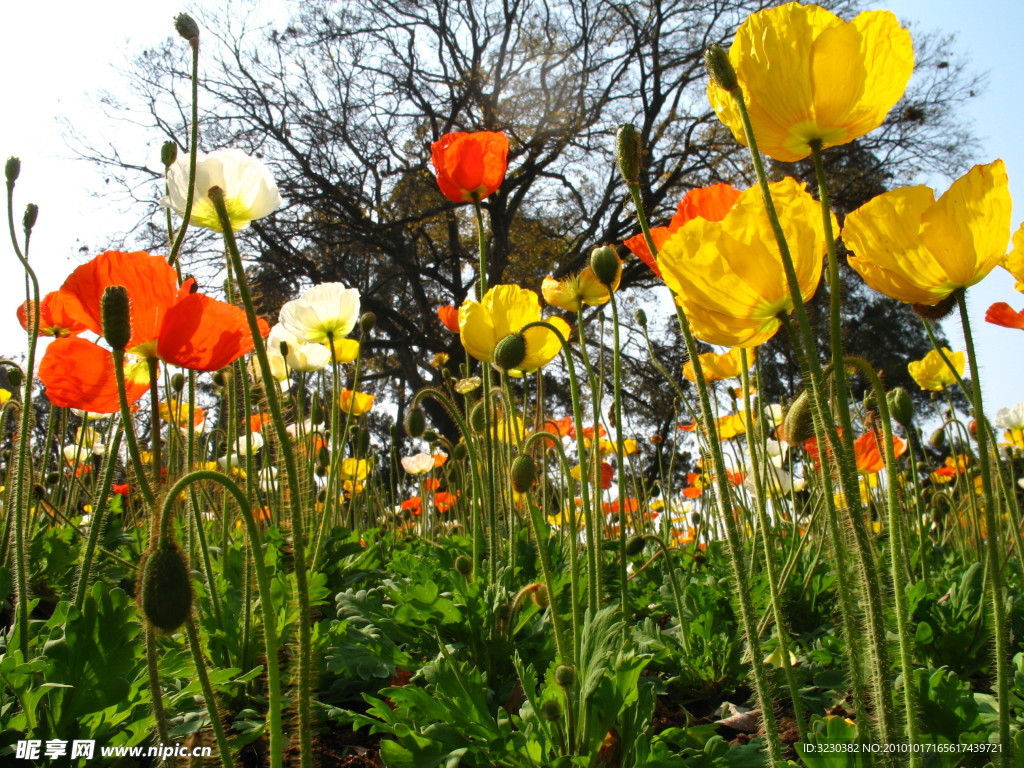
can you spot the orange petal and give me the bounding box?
[38,337,148,412]
[157,294,257,371]
[985,302,1024,330]
[438,305,461,333]
[670,184,742,228]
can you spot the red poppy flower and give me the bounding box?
[437,305,461,333]
[401,496,423,515]
[430,131,509,203]
[112,483,131,496]
[17,292,89,337]
[624,184,741,278]
[433,491,458,512]
[986,302,1024,330]
[541,416,574,437]
[38,251,267,412]
[423,477,441,492]
[602,497,639,516]
[853,431,908,474]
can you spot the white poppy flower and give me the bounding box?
[236,432,265,454]
[279,283,360,345]
[165,148,281,231]
[401,453,435,475]
[258,466,278,492]
[267,324,330,373]
[994,401,1024,430]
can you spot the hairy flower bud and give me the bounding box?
[554,664,576,687]
[161,141,178,168]
[510,455,537,494]
[634,308,647,327]
[359,312,376,333]
[494,333,527,372]
[454,555,473,576]
[7,367,23,388]
[170,373,186,392]
[779,390,814,446]
[5,157,21,183]
[704,44,738,92]
[174,13,200,44]
[139,539,193,632]
[887,387,913,427]
[23,204,38,232]
[589,245,622,287]
[625,535,646,556]
[101,286,132,351]
[540,698,562,721]
[405,408,426,438]
[616,124,641,184]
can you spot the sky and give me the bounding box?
[0,0,1022,417]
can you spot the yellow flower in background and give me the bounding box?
[329,338,361,364]
[340,458,370,482]
[1001,224,1024,292]
[908,348,964,391]
[339,389,375,415]
[682,347,750,383]
[707,3,913,162]
[459,285,571,374]
[165,148,281,231]
[0,389,11,406]
[623,439,639,456]
[542,266,618,313]
[716,412,748,441]
[843,161,1011,306]
[658,178,831,347]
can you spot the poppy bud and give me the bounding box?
[887,387,913,427]
[453,444,468,461]
[405,408,426,438]
[511,455,537,493]
[170,373,186,392]
[161,141,178,168]
[316,445,330,467]
[101,286,132,351]
[589,245,622,287]
[355,428,371,454]
[529,583,549,608]
[540,698,562,721]
[494,333,527,372]
[554,664,576,687]
[139,539,193,632]
[23,204,38,232]
[174,13,200,44]
[704,45,739,92]
[929,427,947,450]
[422,429,439,444]
[779,390,814,446]
[359,312,376,334]
[616,124,641,184]
[5,157,20,183]
[45,471,60,486]
[691,512,701,526]
[454,555,472,576]
[7,367,23,388]
[213,369,231,389]
[634,308,647,327]
[625,535,646,556]
[315,465,327,477]
[469,402,487,433]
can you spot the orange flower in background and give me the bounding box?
[424,477,441,492]
[339,389,375,416]
[986,302,1024,330]
[624,184,741,277]
[248,413,272,432]
[38,251,265,412]
[602,498,639,516]
[541,416,574,438]
[17,292,89,338]
[438,305,461,333]
[158,400,206,429]
[852,431,908,474]
[433,491,458,512]
[431,131,509,203]
[401,496,423,515]
[432,453,448,468]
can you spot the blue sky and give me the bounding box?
[0,0,1021,417]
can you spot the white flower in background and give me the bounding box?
[267,324,331,373]
[235,432,265,454]
[994,401,1024,430]
[258,466,279,493]
[285,419,317,440]
[279,283,360,345]
[401,453,435,475]
[165,148,281,231]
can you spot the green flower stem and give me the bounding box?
[112,350,157,509]
[846,356,921,761]
[740,349,807,738]
[625,182,783,764]
[608,293,630,630]
[314,333,345,565]
[640,534,690,655]
[729,86,896,750]
[184,618,233,768]
[147,358,163,484]
[208,187,313,768]
[163,470,283,768]
[523,495,569,664]
[73,427,124,609]
[167,38,200,269]
[144,627,171,745]
[575,313,604,609]
[956,290,1011,766]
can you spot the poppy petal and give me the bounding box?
[38,337,148,413]
[157,294,258,372]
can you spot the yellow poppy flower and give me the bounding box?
[340,457,370,482]
[339,389,375,415]
[459,285,571,374]
[682,347,750,383]
[0,389,11,406]
[542,266,618,313]
[1001,223,1024,292]
[843,161,1011,305]
[907,348,964,391]
[707,3,913,162]
[658,178,831,348]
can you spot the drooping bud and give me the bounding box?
[23,204,38,232]
[779,390,814,446]
[616,124,641,184]
[704,45,738,92]
[170,373,186,392]
[422,429,439,444]
[212,369,231,388]
[5,157,21,183]
[554,664,576,687]
[494,333,527,372]
[529,583,549,608]
[453,444,468,461]
[101,286,132,351]
[7,367,23,388]
[589,245,622,288]
[625,535,646,556]
[139,539,193,632]
[540,698,562,721]
[929,427,947,450]
[316,445,330,467]
[161,141,178,168]
[355,427,371,454]
[174,13,200,45]
[359,312,376,334]
[887,387,913,427]
[510,455,537,494]
[405,408,426,438]
[454,555,473,576]
[469,402,487,433]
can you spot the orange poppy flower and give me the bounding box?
[430,131,509,203]
[852,431,908,474]
[424,477,441,492]
[433,491,458,512]
[17,292,89,337]
[437,305,461,333]
[401,496,423,515]
[541,416,574,437]
[986,302,1024,330]
[624,184,741,277]
[602,497,639,516]
[37,251,265,412]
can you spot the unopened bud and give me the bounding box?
[929,427,947,450]
[616,124,641,184]
[511,455,537,494]
[170,373,186,392]
[174,13,200,44]
[359,312,376,333]
[529,583,549,608]
[634,308,647,327]
[454,555,473,576]
[887,387,913,427]
[101,286,132,351]
[405,408,426,438]
[453,444,468,461]
[704,45,738,92]
[7,367,23,388]
[540,698,562,721]
[469,402,487,433]
[5,157,21,183]
[494,333,527,372]
[355,427,371,454]
[779,390,814,446]
[625,535,646,556]
[589,245,622,288]
[161,141,178,168]
[23,204,38,232]
[554,664,576,687]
